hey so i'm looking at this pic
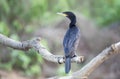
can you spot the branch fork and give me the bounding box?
[0,34,120,79]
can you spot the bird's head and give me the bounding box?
[57,11,76,22]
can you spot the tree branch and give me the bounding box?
[0,34,31,50]
[50,42,120,79]
[0,34,120,79]
[0,34,83,64]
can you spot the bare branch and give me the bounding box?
[0,34,31,50]
[52,42,120,79]
[0,34,83,64]
[0,33,120,79]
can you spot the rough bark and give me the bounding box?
[0,34,120,79]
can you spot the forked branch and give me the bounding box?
[0,34,120,79]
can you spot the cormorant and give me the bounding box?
[57,11,80,73]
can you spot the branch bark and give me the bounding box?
[0,34,83,64]
[50,42,120,79]
[0,34,120,79]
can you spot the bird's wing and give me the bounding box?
[63,28,80,56]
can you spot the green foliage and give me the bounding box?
[11,50,31,69]
[0,62,12,71]
[90,0,120,26]
[25,25,35,33]
[30,0,48,19]
[0,38,48,76]
[25,64,41,76]
[57,65,66,76]
[10,34,20,40]
[0,0,51,76]
[57,65,72,76]
[13,20,23,31]
[0,49,43,76]
[0,22,10,35]
[1,0,120,77]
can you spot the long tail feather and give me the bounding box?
[65,58,71,73]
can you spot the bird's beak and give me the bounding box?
[57,12,68,16]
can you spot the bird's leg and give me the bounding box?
[63,56,65,63]
[72,54,77,58]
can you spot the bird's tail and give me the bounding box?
[65,57,71,73]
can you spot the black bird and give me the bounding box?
[57,11,80,73]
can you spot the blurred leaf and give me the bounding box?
[30,0,48,19]
[11,50,31,69]
[10,34,19,40]
[0,22,9,35]
[26,64,41,76]
[36,53,43,63]
[28,49,44,63]
[91,0,120,26]
[54,0,69,11]
[29,64,41,74]
[57,62,74,76]
[18,52,31,69]
[0,0,10,14]
[25,25,34,33]
[13,20,23,31]
[0,62,12,71]
[57,65,67,76]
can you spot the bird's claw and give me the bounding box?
[74,55,84,63]
[79,56,84,63]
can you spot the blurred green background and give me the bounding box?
[0,0,120,79]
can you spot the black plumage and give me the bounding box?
[57,11,80,73]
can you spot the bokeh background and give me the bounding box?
[0,0,120,79]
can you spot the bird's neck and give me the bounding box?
[69,19,76,28]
